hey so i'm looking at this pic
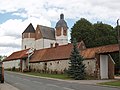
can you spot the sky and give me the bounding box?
[0,0,120,56]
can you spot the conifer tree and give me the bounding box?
[67,38,86,80]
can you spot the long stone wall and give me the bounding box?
[3,60,20,69]
[30,59,96,75]
[30,60,69,74]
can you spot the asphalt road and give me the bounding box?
[4,71,120,90]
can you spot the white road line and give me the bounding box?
[47,84,59,88]
[46,84,74,90]
[32,81,43,84]
[63,87,75,90]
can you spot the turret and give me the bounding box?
[22,23,35,49]
[55,14,68,45]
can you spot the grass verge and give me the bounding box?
[25,72,71,80]
[99,80,120,87]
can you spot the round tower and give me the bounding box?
[22,23,35,49]
[55,14,68,45]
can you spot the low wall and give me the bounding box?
[30,59,96,75]
[3,60,20,69]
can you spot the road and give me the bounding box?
[4,71,119,90]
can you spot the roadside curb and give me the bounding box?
[5,71,120,88]
[97,84,120,89]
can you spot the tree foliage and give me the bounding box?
[71,18,94,48]
[67,38,86,80]
[71,19,117,48]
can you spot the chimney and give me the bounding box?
[55,43,59,47]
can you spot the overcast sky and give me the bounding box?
[0,0,120,56]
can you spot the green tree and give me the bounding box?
[71,19,117,48]
[71,18,94,48]
[67,38,86,80]
[93,22,117,47]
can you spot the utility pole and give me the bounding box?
[117,19,120,73]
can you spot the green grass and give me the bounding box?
[25,72,71,80]
[99,80,120,87]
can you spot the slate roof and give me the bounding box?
[55,14,68,28]
[38,25,55,40]
[22,23,35,33]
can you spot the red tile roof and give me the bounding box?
[3,49,29,62]
[30,44,73,63]
[81,44,119,59]
[4,43,119,62]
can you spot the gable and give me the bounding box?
[36,25,55,40]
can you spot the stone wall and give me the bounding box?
[83,59,96,76]
[3,60,20,69]
[30,60,69,74]
[30,59,96,75]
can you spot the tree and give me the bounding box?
[67,38,86,80]
[71,19,117,48]
[93,22,117,47]
[71,18,94,48]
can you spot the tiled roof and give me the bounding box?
[3,49,29,62]
[81,44,119,59]
[30,44,72,63]
[4,43,119,62]
[38,25,55,40]
[22,23,35,33]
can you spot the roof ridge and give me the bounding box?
[37,25,54,29]
[85,44,118,50]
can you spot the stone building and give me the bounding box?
[3,14,118,79]
[22,14,68,50]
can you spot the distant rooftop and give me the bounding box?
[55,14,68,28]
[22,23,35,33]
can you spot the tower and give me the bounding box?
[55,14,68,45]
[22,23,35,49]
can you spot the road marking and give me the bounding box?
[63,87,75,90]
[46,84,74,90]
[32,81,43,84]
[47,84,59,88]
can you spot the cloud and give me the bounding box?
[0,15,51,56]
[0,0,120,56]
